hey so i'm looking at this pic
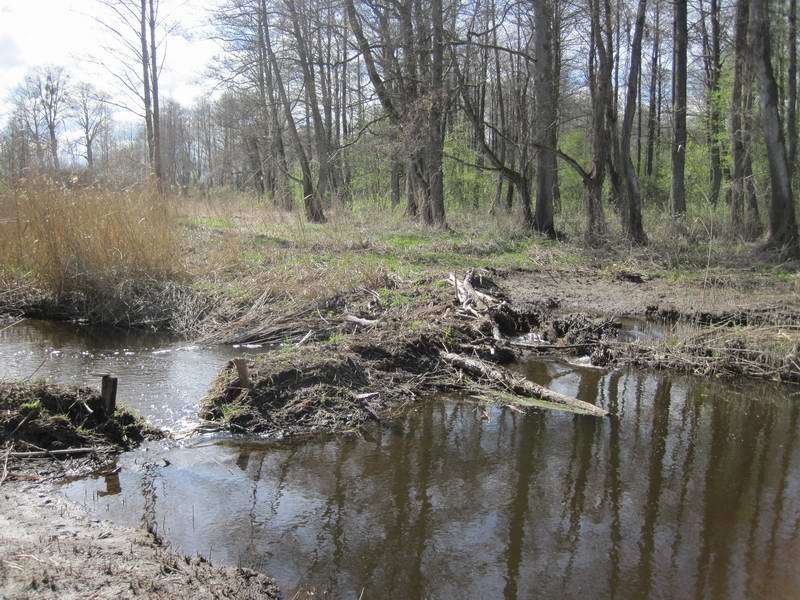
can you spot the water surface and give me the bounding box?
[0,319,260,430]
[3,319,800,599]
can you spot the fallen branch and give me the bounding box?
[343,314,381,327]
[440,351,608,417]
[508,340,598,351]
[0,445,11,486]
[9,446,116,459]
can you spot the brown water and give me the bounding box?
[3,319,800,599]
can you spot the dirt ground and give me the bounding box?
[0,381,280,600]
[503,267,800,320]
[0,475,279,600]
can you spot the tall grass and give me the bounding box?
[0,179,179,296]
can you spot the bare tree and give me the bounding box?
[612,0,647,244]
[93,0,168,184]
[644,0,660,180]
[71,83,109,171]
[31,67,68,173]
[262,4,326,222]
[670,0,687,216]
[749,0,799,252]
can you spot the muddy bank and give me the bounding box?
[200,272,612,437]
[200,269,800,437]
[1,381,160,459]
[503,267,800,319]
[0,481,279,599]
[0,380,280,599]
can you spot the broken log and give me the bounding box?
[449,271,500,311]
[343,314,381,327]
[440,351,609,417]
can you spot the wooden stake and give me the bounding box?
[101,375,118,415]
[233,359,252,389]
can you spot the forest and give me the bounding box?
[1,0,798,252]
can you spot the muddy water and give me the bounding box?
[3,320,800,599]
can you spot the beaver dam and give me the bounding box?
[2,271,800,598]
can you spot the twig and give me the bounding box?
[0,317,23,334]
[24,356,49,381]
[0,445,12,486]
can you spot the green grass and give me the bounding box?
[188,217,235,230]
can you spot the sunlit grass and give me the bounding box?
[0,179,179,295]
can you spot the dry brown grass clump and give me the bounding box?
[0,179,179,294]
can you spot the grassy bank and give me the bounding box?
[1,182,799,344]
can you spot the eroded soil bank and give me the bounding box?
[200,271,619,438]
[1,381,159,455]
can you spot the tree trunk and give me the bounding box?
[645,0,660,179]
[425,0,447,228]
[616,0,648,245]
[533,0,557,235]
[706,0,723,206]
[750,0,799,252]
[257,0,292,210]
[148,0,162,188]
[139,0,154,177]
[670,0,687,215]
[789,0,798,173]
[390,160,403,207]
[48,123,59,172]
[729,1,761,239]
[585,0,610,241]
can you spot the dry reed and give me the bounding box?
[0,179,179,294]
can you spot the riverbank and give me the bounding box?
[0,479,279,599]
[3,189,800,336]
[0,380,280,599]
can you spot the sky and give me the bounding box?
[0,0,222,123]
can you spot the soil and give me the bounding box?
[1,381,161,453]
[199,271,619,437]
[0,381,279,599]
[0,479,279,599]
[503,267,800,323]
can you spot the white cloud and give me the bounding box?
[0,0,222,122]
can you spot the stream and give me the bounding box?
[2,319,800,599]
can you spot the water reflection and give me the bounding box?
[63,361,800,599]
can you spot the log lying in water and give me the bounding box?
[440,352,609,417]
